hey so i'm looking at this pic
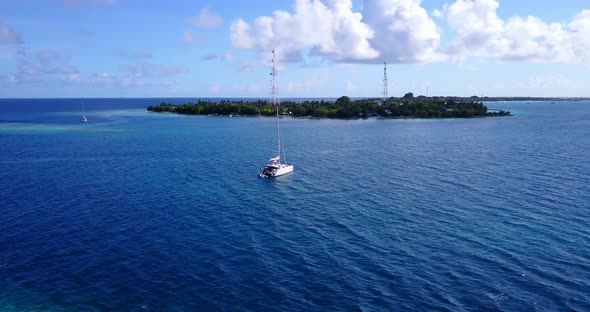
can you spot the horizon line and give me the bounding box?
[1,96,590,100]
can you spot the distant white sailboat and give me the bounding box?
[259,49,293,179]
[82,102,88,123]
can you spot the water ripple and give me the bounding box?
[1,101,589,311]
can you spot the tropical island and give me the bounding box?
[147,93,511,118]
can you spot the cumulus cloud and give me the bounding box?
[361,0,443,63]
[229,0,443,63]
[230,0,378,63]
[432,9,442,18]
[190,8,224,28]
[230,19,254,49]
[230,0,590,65]
[0,22,23,45]
[442,0,590,64]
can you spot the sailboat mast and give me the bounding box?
[271,49,281,162]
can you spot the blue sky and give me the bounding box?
[0,0,589,98]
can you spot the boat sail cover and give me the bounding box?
[270,156,280,162]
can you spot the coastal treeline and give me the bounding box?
[147,94,511,118]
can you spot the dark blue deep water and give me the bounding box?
[1,99,589,311]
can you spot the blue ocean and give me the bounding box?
[0,98,588,311]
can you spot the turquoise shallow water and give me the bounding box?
[0,99,589,311]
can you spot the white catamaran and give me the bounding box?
[259,49,294,179]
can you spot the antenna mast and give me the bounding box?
[382,62,388,103]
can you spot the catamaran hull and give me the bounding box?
[259,165,294,178]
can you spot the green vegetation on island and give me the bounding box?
[147,93,511,118]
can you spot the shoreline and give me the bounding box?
[148,110,511,120]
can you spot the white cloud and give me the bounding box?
[229,0,590,65]
[432,9,442,18]
[443,0,590,64]
[0,22,23,45]
[361,0,443,63]
[567,10,590,64]
[230,19,254,49]
[190,8,224,28]
[230,0,378,63]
